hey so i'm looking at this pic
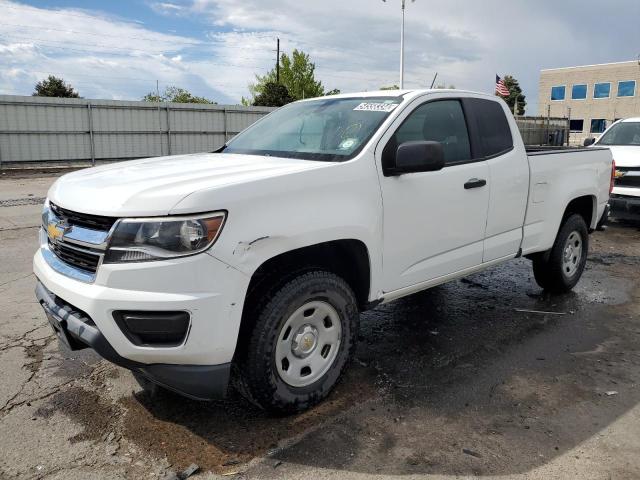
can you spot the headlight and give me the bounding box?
[104,212,226,263]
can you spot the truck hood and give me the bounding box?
[603,146,640,168]
[48,153,329,216]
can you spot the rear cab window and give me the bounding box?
[463,98,514,158]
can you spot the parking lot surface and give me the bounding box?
[1,172,640,480]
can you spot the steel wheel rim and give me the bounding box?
[562,231,583,278]
[275,300,342,388]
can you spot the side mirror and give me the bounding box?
[583,137,596,147]
[390,141,445,176]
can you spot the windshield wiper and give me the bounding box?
[212,144,227,153]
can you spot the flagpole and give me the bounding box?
[400,0,405,89]
[384,0,414,89]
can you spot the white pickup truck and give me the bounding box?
[34,90,614,413]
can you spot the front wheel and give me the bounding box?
[235,271,359,414]
[533,214,589,293]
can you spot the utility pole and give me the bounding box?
[276,38,280,83]
[156,80,163,156]
[383,0,414,89]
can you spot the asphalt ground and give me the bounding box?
[1,172,640,479]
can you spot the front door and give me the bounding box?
[377,97,490,294]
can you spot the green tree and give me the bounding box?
[247,49,325,103]
[252,82,294,107]
[325,88,341,96]
[380,85,399,90]
[33,75,80,98]
[142,86,215,104]
[497,75,526,115]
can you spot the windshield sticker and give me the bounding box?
[338,138,358,150]
[354,102,399,113]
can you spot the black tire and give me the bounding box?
[533,214,589,293]
[235,271,359,414]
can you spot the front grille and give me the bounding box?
[50,202,118,231]
[615,170,640,188]
[48,239,101,273]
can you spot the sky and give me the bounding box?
[0,0,638,112]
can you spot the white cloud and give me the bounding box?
[0,0,238,101]
[0,0,638,111]
[182,0,640,112]
[148,2,186,16]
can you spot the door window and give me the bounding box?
[383,100,471,169]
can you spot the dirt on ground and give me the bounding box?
[1,174,640,480]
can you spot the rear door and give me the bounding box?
[376,95,491,294]
[463,98,529,262]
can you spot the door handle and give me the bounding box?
[464,178,487,189]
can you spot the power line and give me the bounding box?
[0,21,203,45]
[0,19,279,45]
[0,32,277,59]
[0,33,184,55]
[7,69,244,86]
[1,4,151,22]
[0,23,384,69]
[0,34,275,61]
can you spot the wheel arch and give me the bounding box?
[563,195,597,230]
[526,194,596,262]
[232,239,371,360]
[244,239,371,308]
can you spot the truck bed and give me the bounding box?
[520,146,612,256]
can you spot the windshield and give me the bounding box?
[223,96,403,161]
[598,122,640,146]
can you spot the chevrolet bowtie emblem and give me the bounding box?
[614,170,626,179]
[47,220,71,242]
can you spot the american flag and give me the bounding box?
[495,75,510,97]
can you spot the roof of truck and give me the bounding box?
[299,89,498,102]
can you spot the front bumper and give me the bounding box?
[33,232,251,400]
[36,281,230,400]
[609,194,640,220]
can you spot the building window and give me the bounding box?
[571,84,587,100]
[570,119,584,132]
[591,119,607,134]
[593,83,611,99]
[551,86,566,101]
[618,80,636,97]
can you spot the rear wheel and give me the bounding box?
[235,271,359,414]
[533,214,589,293]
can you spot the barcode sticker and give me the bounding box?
[353,102,399,112]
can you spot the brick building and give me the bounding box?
[538,60,640,144]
